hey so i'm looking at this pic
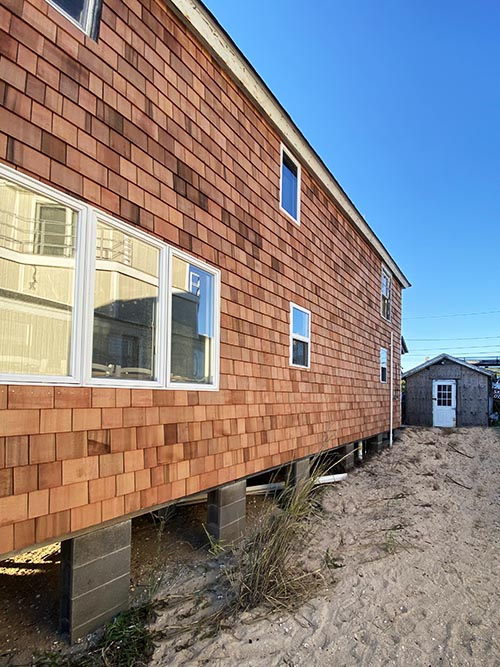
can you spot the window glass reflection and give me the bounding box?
[0,179,77,376]
[92,221,159,381]
[281,152,298,220]
[170,255,214,384]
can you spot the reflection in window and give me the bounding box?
[290,303,310,368]
[170,255,214,385]
[381,268,392,320]
[34,204,75,256]
[0,167,220,388]
[0,178,77,376]
[53,0,86,22]
[92,221,159,381]
[49,0,100,35]
[281,149,300,222]
[380,347,388,383]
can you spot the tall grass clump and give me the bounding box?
[225,463,326,612]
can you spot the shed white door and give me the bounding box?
[432,380,456,427]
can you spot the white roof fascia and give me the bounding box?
[403,354,496,379]
[166,0,411,289]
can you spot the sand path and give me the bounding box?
[153,427,500,667]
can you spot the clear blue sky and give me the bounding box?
[203,0,500,371]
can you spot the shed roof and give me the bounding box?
[167,0,410,290]
[403,353,496,380]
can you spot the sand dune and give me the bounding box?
[153,427,500,666]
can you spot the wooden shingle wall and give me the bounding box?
[0,0,403,557]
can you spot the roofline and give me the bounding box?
[166,0,411,289]
[403,353,496,379]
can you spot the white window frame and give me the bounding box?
[83,211,168,389]
[0,167,88,385]
[46,0,101,36]
[166,247,221,391]
[290,303,311,369]
[381,266,392,321]
[0,164,220,390]
[280,145,301,225]
[380,347,388,383]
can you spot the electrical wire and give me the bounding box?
[404,309,500,320]
[407,335,500,342]
[409,344,500,352]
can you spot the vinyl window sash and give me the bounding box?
[290,303,310,368]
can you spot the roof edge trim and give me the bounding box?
[166,0,411,289]
[403,353,496,379]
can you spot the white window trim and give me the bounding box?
[381,266,392,321]
[0,164,220,390]
[47,0,102,36]
[82,211,167,390]
[166,247,221,391]
[380,347,388,383]
[290,302,311,369]
[279,145,301,225]
[46,0,100,35]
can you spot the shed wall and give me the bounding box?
[405,361,490,427]
[0,0,403,558]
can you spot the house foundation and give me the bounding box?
[206,479,246,544]
[291,457,310,487]
[59,521,131,643]
[366,433,386,454]
[338,443,355,471]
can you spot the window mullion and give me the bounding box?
[81,209,98,385]
[165,246,173,388]
[156,245,169,387]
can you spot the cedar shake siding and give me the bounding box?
[0,0,409,557]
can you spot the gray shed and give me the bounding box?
[403,354,494,427]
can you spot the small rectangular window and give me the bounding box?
[47,0,101,36]
[280,146,300,223]
[380,347,388,383]
[290,303,310,368]
[381,268,392,320]
[170,253,218,386]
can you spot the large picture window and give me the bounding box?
[0,178,80,378]
[91,220,160,382]
[0,166,220,390]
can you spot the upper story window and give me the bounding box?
[290,303,310,368]
[280,146,301,224]
[47,0,101,37]
[380,347,388,383]
[0,165,220,389]
[381,267,392,321]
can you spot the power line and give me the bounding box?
[404,352,500,358]
[404,309,500,320]
[406,335,500,342]
[409,344,500,352]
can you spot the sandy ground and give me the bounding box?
[0,491,269,665]
[1,426,499,666]
[152,427,500,667]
